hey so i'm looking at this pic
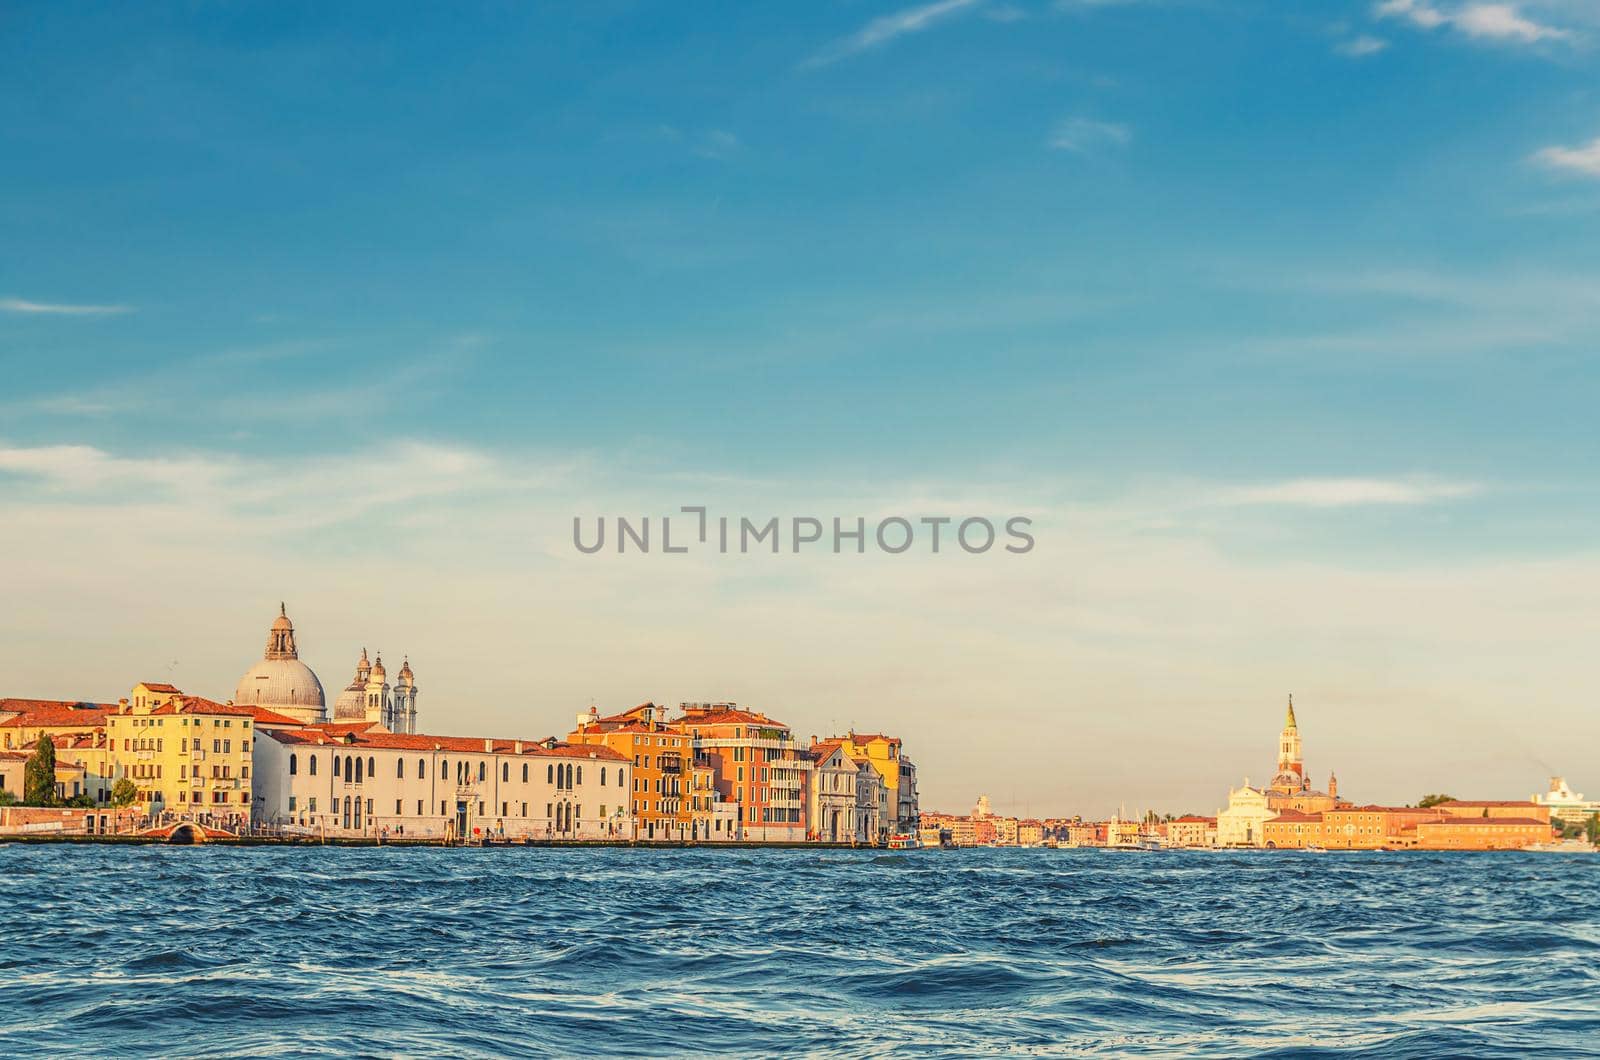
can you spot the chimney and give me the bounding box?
[484,738,493,752]
[514,740,523,754]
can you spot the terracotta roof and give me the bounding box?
[0,749,30,762]
[146,696,296,722]
[268,726,628,761]
[1172,815,1216,824]
[1435,800,1536,808]
[135,682,182,693]
[1268,811,1324,822]
[674,707,789,728]
[0,700,118,727]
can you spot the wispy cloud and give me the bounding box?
[801,0,985,69]
[1336,34,1391,56]
[1,297,132,316]
[1374,0,1572,43]
[1215,477,1483,508]
[1048,116,1131,154]
[1533,136,1600,178]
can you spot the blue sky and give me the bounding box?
[3,1,1599,813]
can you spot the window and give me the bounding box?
[417,800,424,815]
[355,757,363,783]
[576,766,583,785]
[398,758,405,779]
[289,753,298,776]
[396,799,403,814]
[478,762,486,782]
[502,763,509,782]
[332,756,341,779]
[309,797,317,812]
[289,796,298,812]
[600,767,607,785]
[522,763,528,783]
[547,764,554,783]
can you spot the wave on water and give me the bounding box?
[0,845,1594,1056]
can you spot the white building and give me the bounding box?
[808,740,860,843]
[1216,780,1273,847]
[254,725,632,840]
[1533,777,1600,826]
[850,753,883,843]
[331,649,418,734]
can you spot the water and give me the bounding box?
[1,846,1596,1057]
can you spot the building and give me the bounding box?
[1262,810,1324,849]
[1217,782,1273,847]
[808,739,860,842]
[836,731,919,836]
[850,751,884,842]
[1532,777,1600,826]
[570,703,691,840]
[1166,815,1216,848]
[1319,805,1439,849]
[0,699,117,751]
[674,703,811,842]
[233,604,420,732]
[1433,800,1552,824]
[104,684,301,827]
[1018,819,1045,846]
[255,724,631,839]
[687,756,740,841]
[1415,816,1551,850]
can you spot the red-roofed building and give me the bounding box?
[0,699,118,750]
[256,725,632,839]
[673,703,811,842]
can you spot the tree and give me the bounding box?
[0,789,16,807]
[111,778,138,808]
[23,735,58,806]
[65,793,95,808]
[1417,793,1456,809]
[1586,814,1599,848]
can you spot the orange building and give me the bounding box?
[1415,817,1551,850]
[569,703,691,840]
[1263,810,1324,849]
[672,703,810,842]
[1320,805,1440,849]
[1434,800,1551,824]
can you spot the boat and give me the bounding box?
[887,832,920,850]
[1305,845,1328,853]
[1525,839,1596,854]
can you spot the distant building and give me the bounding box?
[1532,778,1599,826]
[675,703,811,842]
[570,703,691,840]
[1217,783,1273,847]
[1166,815,1216,848]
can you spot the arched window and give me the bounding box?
[397,758,405,779]
[547,764,553,784]
[502,762,509,782]
[618,769,624,788]
[521,763,528,783]
[478,761,486,782]
[418,758,426,779]
[567,763,574,789]
[289,753,298,776]
[332,756,341,779]
[310,756,318,776]
[354,757,362,783]
[368,757,376,778]
[600,766,606,785]
[576,766,583,786]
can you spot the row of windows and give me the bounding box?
[286,751,627,790]
[285,795,612,823]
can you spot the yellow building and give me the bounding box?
[105,683,299,826]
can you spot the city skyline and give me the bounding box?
[4,1,1600,814]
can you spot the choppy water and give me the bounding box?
[1,846,1597,1057]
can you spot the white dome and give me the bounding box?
[235,658,326,722]
[332,680,366,721]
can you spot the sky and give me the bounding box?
[2,0,1599,817]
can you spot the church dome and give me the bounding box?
[235,658,326,714]
[235,604,326,725]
